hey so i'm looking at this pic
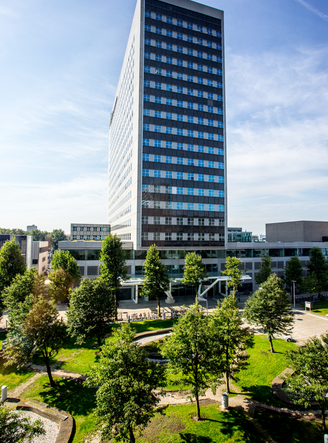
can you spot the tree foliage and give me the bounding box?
[0,405,45,443]
[307,247,328,293]
[284,332,328,430]
[254,255,272,286]
[67,277,114,347]
[0,239,26,294]
[282,256,303,288]
[182,252,208,300]
[100,234,128,319]
[209,295,253,392]
[244,273,294,353]
[161,303,222,420]
[49,250,80,301]
[86,323,164,443]
[142,245,170,317]
[221,256,243,296]
[50,229,67,250]
[302,272,320,296]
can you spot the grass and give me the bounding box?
[311,300,328,316]
[235,335,296,405]
[22,375,97,443]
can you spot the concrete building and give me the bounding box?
[228,227,252,243]
[108,0,226,250]
[26,225,38,232]
[266,221,328,243]
[70,224,111,241]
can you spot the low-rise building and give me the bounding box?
[70,223,110,241]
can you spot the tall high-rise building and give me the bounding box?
[108,0,226,251]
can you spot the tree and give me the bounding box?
[302,272,320,297]
[307,247,328,294]
[255,255,272,286]
[221,256,243,297]
[161,303,222,420]
[50,229,67,250]
[49,250,80,301]
[31,229,49,241]
[209,295,253,393]
[142,245,170,317]
[182,252,208,301]
[67,277,114,347]
[4,279,66,387]
[282,256,303,289]
[244,273,294,353]
[284,332,328,431]
[0,404,45,443]
[0,239,26,294]
[100,234,128,319]
[86,323,165,443]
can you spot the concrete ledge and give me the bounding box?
[271,368,294,404]
[135,328,172,340]
[16,399,75,443]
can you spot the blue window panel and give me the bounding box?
[166,127,172,134]
[208,161,215,168]
[187,23,193,30]
[198,90,203,98]
[143,138,149,146]
[197,51,203,58]
[166,43,173,50]
[188,188,194,195]
[188,158,194,166]
[187,48,193,55]
[155,96,161,104]
[177,46,183,53]
[177,187,183,194]
[154,155,161,162]
[218,162,224,169]
[166,112,172,119]
[155,110,161,118]
[217,95,223,101]
[218,148,224,155]
[198,174,204,181]
[198,160,204,167]
[177,143,183,150]
[177,202,183,209]
[208,120,214,127]
[208,189,215,197]
[154,125,161,133]
[166,171,172,178]
[209,175,215,182]
[177,157,183,164]
[209,204,215,211]
[198,203,205,211]
[156,40,162,48]
[156,13,162,20]
[154,170,161,177]
[155,54,162,62]
[145,38,151,45]
[145,25,151,32]
[208,133,214,140]
[155,82,161,89]
[208,92,213,99]
[188,130,194,137]
[207,79,213,87]
[166,30,172,37]
[217,57,223,63]
[187,88,193,95]
[177,19,183,26]
[207,66,213,74]
[177,33,183,40]
[176,86,183,94]
[198,145,204,153]
[187,75,193,82]
[177,73,183,80]
[187,144,194,151]
[177,114,183,121]
[145,10,151,17]
[144,80,150,87]
[197,25,202,32]
[187,36,193,43]
[198,104,203,111]
[154,140,161,147]
[188,203,194,210]
[177,172,183,180]
[166,70,173,77]
[216,31,222,37]
[187,116,193,123]
[208,147,214,154]
[216,44,222,50]
[187,62,193,69]
[142,169,149,176]
[198,132,204,139]
[145,52,151,59]
[207,28,212,35]
[143,109,150,116]
[166,16,173,23]
[166,141,172,149]
[177,59,183,66]
[166,57,173,64]
[166,98,172,105]
[197,37,203,44]
[197,64,203,71]
[208,106,213,113]
[218,176,224,182]
[143,123,150,131]
[218,190,224,197]
[218,135,224,141]
[177,128,183,136]
[177,100,183,107]
[217,69,223,75]
[188,173,194,180]
[155,27,162,34]
[217,82,223,88]
[155,68,162,75]
[187,102,193,109]
[218,205,225,212]
[198,118,204,125]
[144,94,150,102]
[217,108,223,114]
[142,184,149,191]
[198,188,204,196]
[142,153,149,161]
[197,77,203,84]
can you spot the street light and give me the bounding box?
[292,280,296,309]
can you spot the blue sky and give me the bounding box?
[0,0,327,236]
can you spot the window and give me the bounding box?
[154,140,161,147]
[145,24,151,32]
[154,155,161,162]
[154,125,161,132]
[199,233,205,241]
[145,10,151,17]
[198,188,204,196]
[197,25,203,32]
[166,171,172,178]
[143,109,150,116]
[166,43,173,50]
[187,158,194,166]
[166,70,173,77]
[166,186,172,194]
[155,82,161,89]
[209,204,215,211]
[166,57,173,64]
[165,233,172,241]
[208,161,214,168]
[144,66,150,73]
[217,57,223,63]
[177,128,183,135]
[207,79,213,87]
[154,233,160,241]
[188,188,194,195]
[209,218,215,226]
[218,135,224,141]
[166,16,173,23]
[187,88,193,95]
[187,74,194,82]
[187,144,194,151]
[209,233,215,241]
[208,146,214,154]
[177,114,183,121]
[155,110,161,118]
[198,145,204,153]
[177,157,183,164]
[166,141,172,149]
[142,232,148,241]
[142,216,148,224]
[207,53,213,61]
[155,68,161,75]
[142,184,149,191]
[187,36,193,43]
[154,201,161,208]
[155,96,161,103]
[198,203,205,211]
[166,127,172,134]
[177,142,183,149]
[187,62,193,70]
[198,118,204,125]
[155,27,162,34]
[198,174,204,181]
[177,59,183,66]
[217,108,223,114]
[197,51,203,58]
[177,46,183,53]
[177,33,183,40]
[208,92,213,99]
[166,156,172,163]
[166,98,172,105]
[188,173,194,180]
[208,119,214,127]
[143,138,150,146]
[198,104,204,112]
[177,100,183,107]
[198,90,203,98]
[187,48,193,56]
[156,13,162,20]
[208,189,215,197]
[187,22,193,29]
[165,217,172,225]
[218,147,224,155]
[154,185,160,193]
[217,95,223,101]
[218,205,225,212]
[216,44,222,50]
[198,159,204,167]
[177,19,183,26]
[142,153,149,161]
[142,169,149,176]
[155,40,162,48]
[187,116,193,123]
[154,170,161,178]
[165,202,172,210]
[166,112,172,119]
[176,201,183,209]
[188,218,194,226]
[188,203,194,210]
[177,73,183,80]
[144,80,150,87]
[197,77,203,84]
[143,123,150,131]
[144,94,150,102]
[154,216,160,225]
[209,175,214,182]
[187,130,193,137]
[155,54,162,62]
[177,217,183,225]
[208,106,213,113]
[177,187,183,194]
[199,218,205,226]
[187,102,193,109]
[218,190,224,197]
[177,233,183,241]
[177,172,183,179]
[197,64,203,71]
[166,30,172,37]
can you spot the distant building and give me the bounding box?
[228,227,252,242]
[70,224,111,241]
[26,225,37,232]
[266,221,328,243]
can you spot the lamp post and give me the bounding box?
[292,280,296,309]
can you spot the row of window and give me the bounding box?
[145,64,222,78]
[72,226,110,232]
[142,200,224,211]
[142,216,224,226]
[144,81,223,102]
[142,169,224,181]
[144,94,223,114]
[143,140,224,155]
[145,10,222,37]
[142,184,224,197]
[144,66,223,86]
[142,153,223,169]
[145,49,222,67]
[142,123,223,141]
[72,235,106,240]
[142,232,224,241]
[145,25,222,49]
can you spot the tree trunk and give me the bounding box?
[195,393,201,421]
[129,425,135,443]
[157,296,161,318]
[226,371,230,393]
[322,408,326,431]
[44,356,55,387]
[113,291,118,320]
[269,335,275,353]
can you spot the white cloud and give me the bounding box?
[294,0,328,22]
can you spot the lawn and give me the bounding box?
[235,335,296,405]
[311,300,328,316]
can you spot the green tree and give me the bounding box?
[182,252,208,301]
[31,229,49,241]
[67,277,114,347]
[50,229,67,250]
[284,332,328,431]
[0,239,26,294]
[302,272,320,297]
[0,405,45,443]
[255,255,272,286]
[49,250,80,301]
[4,279,66,387]
[282,256,303,289]
[142,245,170,317]
[244,273,294,353]
[307,247,328,294]
[161,303,222,420]
[209,295,253,393]
[100,234,128,320]
[86,323,165,443]
[221,256,243,297]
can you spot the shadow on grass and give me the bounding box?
[239,385,286,407]
[180,434,213,442]
[36,378,96,417]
